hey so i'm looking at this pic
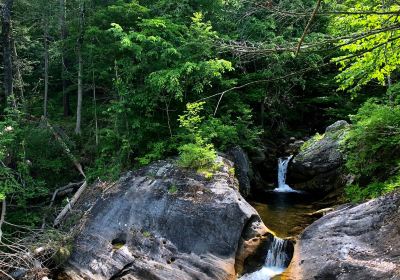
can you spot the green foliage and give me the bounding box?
[344,100,400,180]
[178,102,218,172]
[328,0,400,92]
[345,174,400,203]
[178,140,218,171]
[168,184,178,194]
[343,98,400,201]
[0,109,48,206]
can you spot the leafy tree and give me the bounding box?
[328,0,400,94]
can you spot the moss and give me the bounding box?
[300,133,325,151]
[53,245,73,265]
[168,184,178,194]
[112,242,125,250]
[142,231,151,238]
[196,168,212,179]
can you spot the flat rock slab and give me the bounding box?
[63,157,271,280]
[286,191,400,280]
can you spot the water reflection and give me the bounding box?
[250,192,320,238]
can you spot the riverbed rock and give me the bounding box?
[229,146,252,197]
[287,120,350,194]
[62,157,273,280]
[250,140,279,193]
[286,190,400,280]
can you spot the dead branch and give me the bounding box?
[0,225,71,280]
[208,33,400,114]
[41,181,84,229]
[42,117,86,178]
[296,0,322,56]
[53,181,88,227]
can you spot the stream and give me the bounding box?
[240,156,322,280]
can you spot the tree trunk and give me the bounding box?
[92,69,99,146]
[12,39,25,104]
[75,3,84,134]
[1,0,14,106]
[0,199,6,242]
[44,21,49,117]
[60,0,70,116]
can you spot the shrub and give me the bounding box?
[343,99,400,202]
[343,101,400,181]
[177,102,219,172]
[345,174,400,203]
[178,138,217,170]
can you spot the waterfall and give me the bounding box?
[264,237,288,268]
[274,156,297,193]
[239,237,289,280]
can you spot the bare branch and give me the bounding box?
[296,0,322,56]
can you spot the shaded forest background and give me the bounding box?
[0,0,399,228]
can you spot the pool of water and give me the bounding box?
[250,191,321,238]
[239,191,324,280]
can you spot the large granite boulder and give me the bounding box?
[286,191,400,279]
[287,120,350,193]
[62,157,274,280]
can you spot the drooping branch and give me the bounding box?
[249,0,400,16]
[219,23,400,60]
[209,34,400,114]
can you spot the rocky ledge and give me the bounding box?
[287,120,351,194]
[286,190,400,279]
[61,157,276,280]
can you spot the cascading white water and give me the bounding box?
[274,155,297,193]
[239,237,289,280]
[265,237,287,268]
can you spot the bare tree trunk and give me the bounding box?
[92,69,99,145]
[260,98,265,127]
[44,21,49,117]
[60,0,70,116]
[0,199,6,242]
[12,39,25,104]
[1,0,14,106]
[75,3,84,135]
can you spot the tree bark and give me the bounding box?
[0,199,6,242]
[60,0,70,116]
[1,0,14,106]
[12,39,25,104]
[92,69,99,145]
[44,21,49,117]
[75,2,84,135]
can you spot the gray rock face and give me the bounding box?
[63,157,272,280]
[286,191,400,280]
[287,120,350,193]
[229,147,252,197]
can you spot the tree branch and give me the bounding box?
[53,181,87,227]
[296,0,322,56]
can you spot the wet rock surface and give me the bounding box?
[286,191,400,280]
[229,147,252,198]
[287,120,350,194]
[63,157,272,280]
